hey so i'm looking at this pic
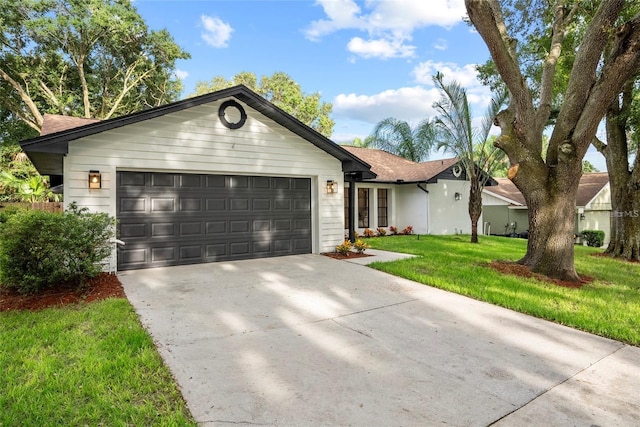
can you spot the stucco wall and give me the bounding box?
[427,179,477,235]
[63,97,345,260]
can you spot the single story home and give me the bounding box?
[341,146,497,237]
[482,173,612,245]
[21,85,502,272]
[21,85,375,271]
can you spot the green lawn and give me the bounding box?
[0,298,196,426]
[366,235,640,346]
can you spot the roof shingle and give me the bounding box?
[342,146,459,183]
[484,173,609,207]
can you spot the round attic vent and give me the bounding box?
[218,99,247,129]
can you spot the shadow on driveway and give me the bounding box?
[118,254,640,426]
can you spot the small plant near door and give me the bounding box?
[335,240,353,255]
[376,227,387,236]
[362,228,376,238]
[353,239,370,253]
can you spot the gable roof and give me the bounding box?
[342,146,497,185]
[484,173,610,207]
[483,178,526,206]
[21,85,374,179]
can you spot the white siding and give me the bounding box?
[64,97,345,264]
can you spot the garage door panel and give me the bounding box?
[117,172,311,270]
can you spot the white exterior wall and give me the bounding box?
[427,179,477,235]
[63,97,345,265]
[577,183,612,247]
[395,185,428,234]
[348,180,478,236]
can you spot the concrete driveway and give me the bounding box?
[118,253,640,426]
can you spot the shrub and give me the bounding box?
[363,228,376,238]
[335,240,353,255]
[0,205,22,224]
[582,230,605,247]
[0,203,116,294]
[353,239,369,253]
[401,225,414,235]
[376,227,387,236]
[389,226,398,235]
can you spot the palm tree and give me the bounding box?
[432,72,508,243]
[369,117,435,162]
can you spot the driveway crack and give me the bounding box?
[487,344,628,425]
[328,298,420,339]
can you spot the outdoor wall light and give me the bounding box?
[580,213,586,221]
[89,170,101,189]
[454,192,462,201]
[326,180,338,194]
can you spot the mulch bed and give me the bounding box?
[322,251,373,260]
[0,273,126,312]
[487,261,593,289]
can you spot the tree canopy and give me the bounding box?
[369,118,435,162]
[0,0,190,133]
[191,71,335,137]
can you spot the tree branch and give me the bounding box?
[0,67,43,130]
[465,0,536,146]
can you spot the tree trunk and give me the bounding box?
[600,104,640,261]
[468,176,482,244]
[519,177,581,281]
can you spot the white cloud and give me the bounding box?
[412,60,493,107]
[433,38,448,51]
[305,0,466,58]
[201,15,233,48]
[174,69,189,80]
[347,36,415,59]
[332,60,499,134]
[333,86,441,124]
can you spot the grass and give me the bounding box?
[0,298,196,426]
[366,234,640,346]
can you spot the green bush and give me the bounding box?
[0,203,116,294]
[0,205,22,224]
[582,230,605,247]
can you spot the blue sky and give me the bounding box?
[133,0,607,170]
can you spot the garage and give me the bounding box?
[117,171,311,270]
[20,85,374,271]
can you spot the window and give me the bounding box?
[378,189,388,227]
[358,188,369,228]
[344,190,350,229]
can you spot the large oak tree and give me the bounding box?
[465,0,640,281]
[0,0,189,133]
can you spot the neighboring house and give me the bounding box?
[342,146,496,237]
[483,173,612,245]
[21,85,374,271]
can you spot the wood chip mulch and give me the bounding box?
[487,261,593,289]
[0,273,126,312]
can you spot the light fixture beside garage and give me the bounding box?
[454,192,462,201]
[88,170,101,189]
[326,180,338,194]
[218,99,247,129]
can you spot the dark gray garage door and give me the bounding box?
[116,172,311,270]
